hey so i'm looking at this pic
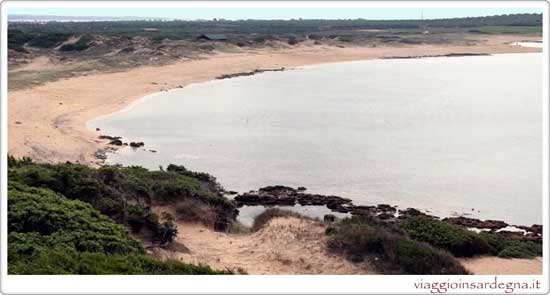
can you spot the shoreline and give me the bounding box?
[8,34,542,166]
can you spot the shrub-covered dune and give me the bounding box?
[7,156,238,274]
[8,181,231,274]
[7,157,541,275]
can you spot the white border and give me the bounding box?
[1,1,549,294]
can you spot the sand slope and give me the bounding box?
[168,217,371,274]
[147,215,543,275]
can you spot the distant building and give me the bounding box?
[422,30,430,35]
[142,28,159,32]
[196,34,228,41]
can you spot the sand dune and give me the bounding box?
[160,217,371,275]
[147,215,542,275]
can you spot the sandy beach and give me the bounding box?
[8,34,541,166]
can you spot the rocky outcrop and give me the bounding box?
[234,186,352,209]
[443,216,508,230]
[129,141,145,148]
[216,67,285,80]
[233,185,542,243]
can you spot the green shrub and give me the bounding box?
[8,181,142,255]
[327,217,468,274]
[59,35,93,51]
[8,158,237,234]
[26,32,71,48]
[400,217,491,257]
[9,244,232,275]
[175,198,218,227]
[480,232,542,259]
[8,30,33,51]
[8,181,231,275]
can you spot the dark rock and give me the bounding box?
[497,230,542,243]
[14,121,22,124]
[324,214,336,223]
[259,185,296,193]
[149,149,157,153]
[348,205,377,216]
[130,141,145,148]
[325,227,337,236]
[443,216,508,230]
[377,212,395,220]
[377,204,396,212]
[227,191,238,195]
[517,224,543,235]
[297,186,307,191]
[398,207,433,219]
[94,150,107,160]
[216,67,285,80]
[332,205,350,213]
[109,139,123,146]
[95,127,101,131]
[99,135,121,141]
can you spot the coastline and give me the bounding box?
[8,34,542,166]
[7,34,544,275]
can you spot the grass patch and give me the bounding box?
[327,217,468,274]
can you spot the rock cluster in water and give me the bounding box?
[216,67,285,80]
[233,185,542,243]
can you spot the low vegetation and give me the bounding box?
[8,181,231,274]
[7,156,541,274]
[327,216,469,274]
[400,217,541,259]
[7,13,542,90]
[8,157,237,237]
[59,35,93,51]
[251,208,315,231]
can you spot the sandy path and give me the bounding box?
[8,34,541,165]
[460,257,542,275]
[160,217,371,274]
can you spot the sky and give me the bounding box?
[7,7,543,20]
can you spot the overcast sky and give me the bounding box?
[7,7,543,20]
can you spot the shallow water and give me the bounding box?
[90,53,543,226]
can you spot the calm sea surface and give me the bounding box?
[90,53,543,226]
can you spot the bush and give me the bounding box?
[400,217,541,259]
[400,217,491,257]
[480,232,542,259]
[175,198,218,227]
[8,158,237,235]
[8,181,230,274]
[59,35,92,51]
[327,217,468,274]
[251,208,313,232]
[9,245,232,275]
[26,32,71,48]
